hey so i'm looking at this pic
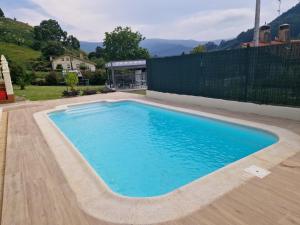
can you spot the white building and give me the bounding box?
[51,54,96,72]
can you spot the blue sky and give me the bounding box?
[1,0,299,41]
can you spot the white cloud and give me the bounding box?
[10,8,48,26]
[165,8,254,40]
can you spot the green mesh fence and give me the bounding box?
[147,43,300,107]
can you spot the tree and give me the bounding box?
[34,19,81,52]
[42,41,65,58]
[94,58,106,69]
[88,47,106,69]
[82,69,107,85]
[34,19,66,42]
[103,26,150,61]
[190,45,206,54]
[204,42,218,51]
[32,40,42,50]
[0,8,4,18]
[10,63,32,90]
[88,52,97,59]
[95,46,105,58]
[65,72,78,91]
[65,35,80,49]
[88,46,105,60]
[17,72,32,90]
[10,62,24,83]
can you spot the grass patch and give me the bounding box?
[13,85,104,101]
[0,17,35,47]
[0,42,41,67]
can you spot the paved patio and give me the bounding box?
[1,92,300,225]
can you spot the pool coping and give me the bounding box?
[33,98,300,224]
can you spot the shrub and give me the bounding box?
[65,72,78,91]
[82,89,98,95]
[29,70,36,82]
[10,62,25,84]
[45,71,60,85]
[62,90,80,97]
[99,86,115,94]
[79,63,87,71]
[82,69,107,85]
[31,78,46,86]
[32,60,52,72]
[10,63,33,89]
[94,58,106,69]
[18,72,33,90]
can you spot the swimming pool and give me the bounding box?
[49,101,277,197]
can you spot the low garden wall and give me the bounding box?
[147,90,300,121]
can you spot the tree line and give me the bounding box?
[87,26,150,68]
[33,19,80,58]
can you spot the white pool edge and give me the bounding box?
[34,98,300,224]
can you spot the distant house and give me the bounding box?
[242,24,300,48]
[51,54,96,72]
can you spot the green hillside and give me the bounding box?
[0,17,34,47]
[219,3,300,49]
[0,42,41,68]
[0,17,41,68]
[0,17,83,69]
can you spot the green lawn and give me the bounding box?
[13,85,104,101]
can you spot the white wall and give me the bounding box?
[52,56,72,70]
[0,55,14,95]
[71,58,96,72]
[52,56,96,72]
[147,90,300,121]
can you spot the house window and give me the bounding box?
[66,57,69,61]
[61,58,65,61]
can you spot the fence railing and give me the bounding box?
[147,43,300,107]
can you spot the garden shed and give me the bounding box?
[105,60,147,90]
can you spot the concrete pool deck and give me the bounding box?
[1,92,300,225]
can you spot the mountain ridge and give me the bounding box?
[80,39,223,57]
[219,3,300,49]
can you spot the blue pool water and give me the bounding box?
[49,101,277,197]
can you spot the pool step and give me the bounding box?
[67,103,103,112]
[65,107,113,116]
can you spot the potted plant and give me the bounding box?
[63,72,80,97]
